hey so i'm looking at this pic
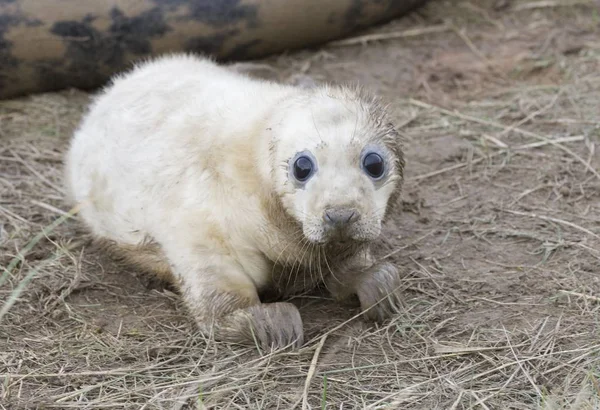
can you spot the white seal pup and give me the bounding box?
[65,54,405,349]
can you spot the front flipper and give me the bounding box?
[325,252,402,322]
[173,253,304,350]
[355,262,402,322]
[214,302,304,349]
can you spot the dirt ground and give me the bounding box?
[2,0,600,409]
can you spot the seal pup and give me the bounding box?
[65,53,405,349]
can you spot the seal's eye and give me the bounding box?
[293,156,314,182]
[363,152,385,179]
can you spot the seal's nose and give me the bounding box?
[323,208,360,227]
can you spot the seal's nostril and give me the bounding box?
[324,210,334,223]
[346,211,356,223]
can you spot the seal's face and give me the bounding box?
[272,86,404,245]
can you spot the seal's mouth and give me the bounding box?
[303,217,380,246]
[324,227,357,243]
[306,231,374,247]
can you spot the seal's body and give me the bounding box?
[65,54,405,348]
[0,0,427,100]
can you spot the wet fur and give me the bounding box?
[65,53,405,349]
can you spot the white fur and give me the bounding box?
[65,53,401,317]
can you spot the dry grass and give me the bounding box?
[2,0,600,408]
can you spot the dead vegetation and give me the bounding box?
[1,0,600,408]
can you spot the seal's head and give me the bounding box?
[271,85,404,245]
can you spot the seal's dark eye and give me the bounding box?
[293,156,314,182]
[363,152,385,179]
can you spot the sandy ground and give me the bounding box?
[1,0,600,409]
